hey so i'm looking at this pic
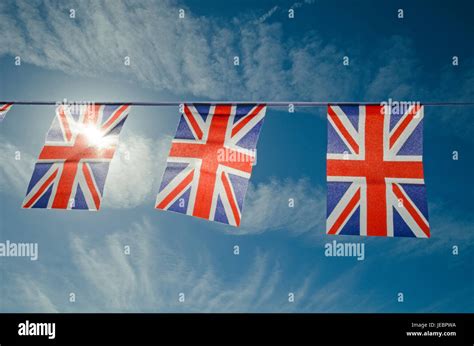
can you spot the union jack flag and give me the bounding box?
[326,104,430,237]
[23,104,130,210]
[155,104,266,226]
[0,103,13,121]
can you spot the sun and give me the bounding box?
[82,126,113,149]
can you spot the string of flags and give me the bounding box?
[1,101,431,238]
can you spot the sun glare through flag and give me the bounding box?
[22,104,130,210]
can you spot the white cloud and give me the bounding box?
[2,217,377,312]
[103,133,171,209]
[291,0,316,9]
[3,218,312,312]
[0,0,236,98]
[0,0,418,102]
[254,5,280,24]
[0,139,35,195]
[9,276,59,313]
[305,266,384,312]
[68,218,286,312]
[255,0,316,24]
[238,178,326,236]
[365,36,422,100]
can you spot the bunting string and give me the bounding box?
[1,100,474,107]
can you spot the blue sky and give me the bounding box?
[0,0,473,312]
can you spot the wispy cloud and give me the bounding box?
[2,218,315,312]
[0,0,437,103]
[254,5,280,24]
[68,218,291,312]
[238,178,326,236]
[305,266,387,312]
[365,36,422,100]
[0,139,35,195]
[254,0,316,24]
[1,0,238,98]
[103,133,171,208]
[7,276,59,313]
